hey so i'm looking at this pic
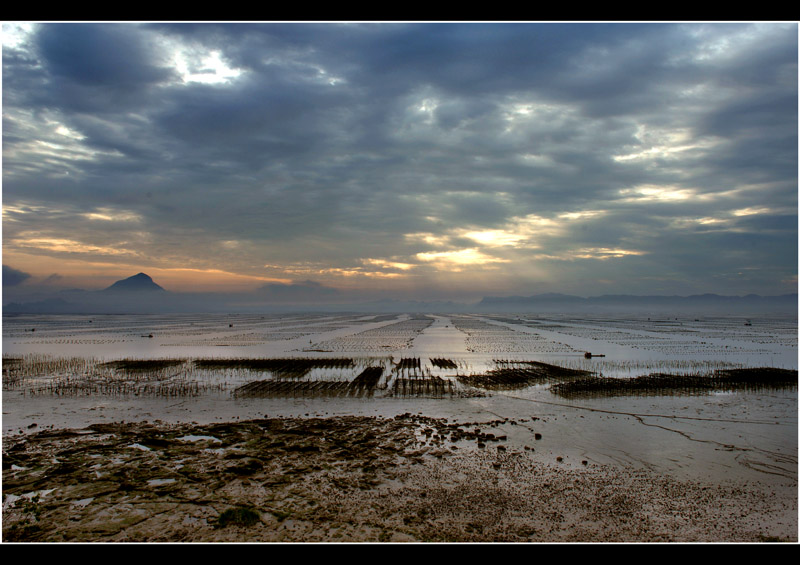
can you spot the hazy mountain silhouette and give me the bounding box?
[477,292,798,314]
[102,273,165,292]
[3,271,796,315]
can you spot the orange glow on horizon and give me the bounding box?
[1,252,291,293]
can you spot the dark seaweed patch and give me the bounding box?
[392,376,454,398]
[349,366,384,394]
[430,358,458,369]
[194,358,354,377]
[397,358,421,370]
[233,380,353,398]
[216,507,261,528]
[101,359,186,372]
[550,367,798,398]
[460,362,593,390]
[232,367,385,399]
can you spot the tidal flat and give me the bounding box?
[2,312,797,542]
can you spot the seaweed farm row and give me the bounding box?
[4,354,796,399]
[5,314,796,375]
[450,316,577,354]
[233,367,462,399]
[308,316,435,352]
[233,366,384,398]
[458,362,593,391]
[483,313,797,359]
[194,358,355,378]
[550,368,799,399]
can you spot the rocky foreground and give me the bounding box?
[2,414,797,542]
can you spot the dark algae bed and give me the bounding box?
[1,414,510,542]
[551,367,798,398]
[3,413,796,542]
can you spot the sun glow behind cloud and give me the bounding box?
[2,203,53,221]
[461,229,528,247]
[11,236,141,257]
[618,185,697,202]
[83,208,143,222]
[613,126,721,163]
[165,44,243,85]
[362,258,417,271]
[415,248,509,270]
[572,247,648,260]
[732,206,773,216]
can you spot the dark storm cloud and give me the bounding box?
[2,22,796,299]
[337,24,639,99]
[37,24,170,88]
[154,74,350,169]
[703,89,796,134]
[30,24,175,114]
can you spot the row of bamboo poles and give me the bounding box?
[5,354,796,399]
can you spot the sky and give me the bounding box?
[2,22,798,306]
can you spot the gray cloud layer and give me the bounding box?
[2,22,797,302]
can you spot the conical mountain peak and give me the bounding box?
[103,273,165,292]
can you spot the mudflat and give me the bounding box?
[3,413,796,542]
[3,312,797,542]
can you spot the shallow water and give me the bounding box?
[3,311,797,486]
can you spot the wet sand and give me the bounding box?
[3,413,796,542]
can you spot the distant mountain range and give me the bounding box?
[477,292,798,314]
[4,273,171,314]
[2,273,797,315]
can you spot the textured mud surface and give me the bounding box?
[3,415,796,542]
